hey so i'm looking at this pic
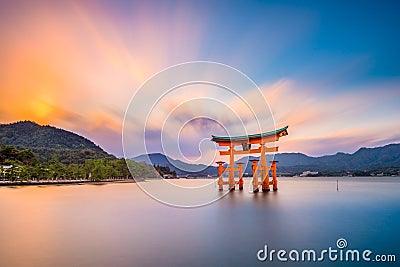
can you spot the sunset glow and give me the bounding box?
[1,0,399,160]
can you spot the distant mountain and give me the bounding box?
[0,121,115,164]
[238,144,400,173]
[134,143,400,176]
[132,153,217,176]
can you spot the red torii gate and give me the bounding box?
[211,126,288,193]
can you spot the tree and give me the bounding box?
[35,163,52,180]
[127,160,159,178]
[49,159,66,180]
[4,163,19,182]
[16,149,38,165]
[91,159,110,180]
[110,159,131,179]
[68,163,85,180]
[0,145,19,163]
[19,165,33,181]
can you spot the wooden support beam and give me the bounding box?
[228,145,235,191]
[225,167,241,172]
[216,161,225,191]
[270,161,278,191]
[260,143,270,192]
[237,163,244,190]
[250,159,259,193]
[219,146,278,155]
[214,135,279,147]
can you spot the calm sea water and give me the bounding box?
[0,177,399,267]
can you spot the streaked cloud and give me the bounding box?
[261,79,400,156]
[0,1,399,162]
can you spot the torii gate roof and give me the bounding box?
[211,126,288,145]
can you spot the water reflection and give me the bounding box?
[0,178,399,267]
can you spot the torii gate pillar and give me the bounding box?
[270,161,279,191]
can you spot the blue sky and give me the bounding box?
[0,0,399,161]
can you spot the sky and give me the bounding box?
[0,0,399,162]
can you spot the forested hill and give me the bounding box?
[0,121,115,164]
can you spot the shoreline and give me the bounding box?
[0,179,136,187]
[1,176,399,187]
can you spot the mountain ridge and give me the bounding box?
[0,120,115,164]
[133,143,400,176]
[132,153,217,176]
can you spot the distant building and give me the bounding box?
[163,174,176,179]
[299,171,318,177]
[0,165,19,180]
[1,165,13,176]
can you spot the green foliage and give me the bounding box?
[0,145,38,166]
[111,158,131,178]
[0,143,158,181]
[33,164,52,180]
[0,157,161,182]
[0,121,115,164]
[0,121,103,150]
[17,149,38,165]
[0,145,19,162]
[154,164,176,177]
[126,159,159,178]
[0,121,160,182]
